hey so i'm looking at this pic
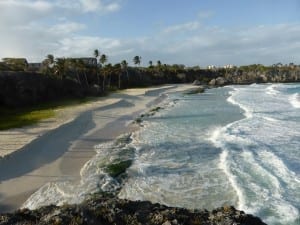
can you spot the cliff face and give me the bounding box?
[224,67,300,84]
[0,196,266,225]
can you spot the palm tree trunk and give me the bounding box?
[84,70,89,87]
[102,75,106,92]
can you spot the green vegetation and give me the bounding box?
[150,106,162,112]
[0,97,95,130]
[0,50,299,131]
[105,160,132,178]
[0,108,55,130]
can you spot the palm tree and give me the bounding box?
[94,49,99,59]
[47,54,54,64]
[105,63,113,88]
[93,49,100,85]
[100,54,108,66]
[149,60,153,68]
[133,56,141,66]
[157,60,162,68]
[69,58,82,85]
[54,57,67,79]
[121,60,129,82]
[78,59,89,87]
[113,63,122,89]
[99,54,108,91]
[42,54,55,75]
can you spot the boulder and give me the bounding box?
[192,79,201,86]
[215,76,228,86]
[209,78,216,86]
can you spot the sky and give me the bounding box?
[0,0,300,67]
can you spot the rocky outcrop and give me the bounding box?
[209,77,228,86]
[0,196,266,225]
[208,67,300,86]
[226,67,300,84]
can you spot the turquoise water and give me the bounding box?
[119,83,300,225]
[23,83,300,225]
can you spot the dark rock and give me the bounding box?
[192,80,201,86]
[0,197,267,225]
[209,78,216,86]
[215,77,228,86]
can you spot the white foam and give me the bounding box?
[207,126,223,147]
[289,93,300,108]
[266,84,281,96]
[227,88,253,118]
[23,134,135,210]
[218,150,246,210]
[258,150,300,187]
[263,116,279,122]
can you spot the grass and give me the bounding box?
[0,97,98,130]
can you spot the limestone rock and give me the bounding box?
[0,196,267,225]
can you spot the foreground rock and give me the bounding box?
[0,196,266,225]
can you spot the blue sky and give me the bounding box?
[0,0,300,66]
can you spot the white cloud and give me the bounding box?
[0,1,299,67]
[163,21,201,34]
[0,0,53,27]
[79,0,120,13]
[52,0,121,13]
[0,0,122,60]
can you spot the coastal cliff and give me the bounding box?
[1,66,299,107]
[0,196,266,225]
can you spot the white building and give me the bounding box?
[223,64,234,69]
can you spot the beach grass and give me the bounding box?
[0,97,98,130]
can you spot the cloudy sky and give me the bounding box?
[1,0,300,66]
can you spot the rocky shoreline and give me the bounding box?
[0,195,266,225]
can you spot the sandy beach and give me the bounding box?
[0,84,193,212]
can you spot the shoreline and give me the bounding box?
[0,84,194,213]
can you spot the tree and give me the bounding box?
[149,60,153,68]
[100,54,108,66]
[93,49,100,85]
[78,59,89,87]
[157,60,162,67]
[113,63,122,89]
[121,60,129,82]
[69,58,82,85]
[42,54,54,75]
[99,54,108,91]
[133,56,141,66]
[94,49,99,59]
[54,57,67,79]
[47,54,54,65]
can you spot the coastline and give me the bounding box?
[0,84,194,213]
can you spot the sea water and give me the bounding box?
[23,83,300,225]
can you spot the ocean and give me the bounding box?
[23,83,300,225]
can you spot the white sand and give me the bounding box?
[0,84,193,212]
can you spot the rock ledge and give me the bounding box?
[0,196,267,225]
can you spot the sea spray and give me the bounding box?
[22,133,135,210]
[22,84,300,225]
